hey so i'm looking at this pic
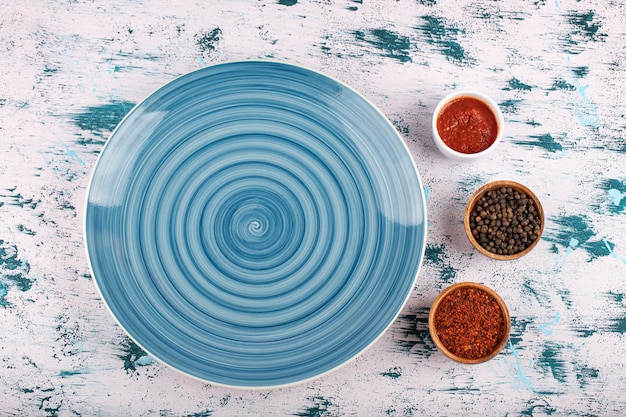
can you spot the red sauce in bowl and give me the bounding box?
[436,96,499,154]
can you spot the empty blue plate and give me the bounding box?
[85,61,427,388]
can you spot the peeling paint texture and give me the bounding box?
[0,0,625,415]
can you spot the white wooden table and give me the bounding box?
[1,1,625,415]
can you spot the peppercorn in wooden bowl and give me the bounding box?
[429,282,511,364]
[464,180,544,260]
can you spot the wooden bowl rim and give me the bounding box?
[428,282,511,364]
[464,180,544,261]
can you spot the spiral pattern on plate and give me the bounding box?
[85,61,427,388]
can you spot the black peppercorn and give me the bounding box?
[469,186,542,256]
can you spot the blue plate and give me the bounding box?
[85,61,427,388]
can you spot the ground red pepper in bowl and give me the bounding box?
[428,282,510,364]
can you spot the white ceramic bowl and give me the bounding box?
[431,91,504,162]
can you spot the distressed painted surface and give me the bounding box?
[0,0,625,415]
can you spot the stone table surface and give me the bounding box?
[1,0,625,416]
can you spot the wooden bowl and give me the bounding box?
[464,180,544,261]
[428,282,511,364]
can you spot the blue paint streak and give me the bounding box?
[42,122,88,169]
[538,312,561,336]
[0,240,34,307]
[416,16,473,66]
[567,237,579,253]
[295,396,334,417]
[538,342,568,383]
[195,28,222,54]
[510,133,565,155]
[567,56,599,128]
[424,243,458,284]
[608,188,625,206]
[545,214,615,263]
[506,341,536,392]
[593,179,626,215]
[62,144,85,166]
[59,369,88,378]
[602,238,626,264]
[135,355,155,366]
[354,29,412,63]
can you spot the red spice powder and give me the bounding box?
[436,96,499,154]
[434,286,505,359]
